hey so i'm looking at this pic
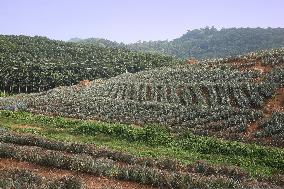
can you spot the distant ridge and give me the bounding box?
[72,27,284,59]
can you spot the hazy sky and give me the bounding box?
[0,0,283,43]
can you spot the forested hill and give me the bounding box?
[72,27,284,59]
[0,35,182,94]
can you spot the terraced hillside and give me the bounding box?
[0,48,283,147]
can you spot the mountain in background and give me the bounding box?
[71,27,284,59]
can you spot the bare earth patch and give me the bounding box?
[10,124,43,130]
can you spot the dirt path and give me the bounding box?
[0,158,156,189]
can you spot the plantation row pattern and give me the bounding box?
[0,129,281,189]
[19,94,262,131]
[0,141,250,189]
[0,169,84,189]
[92,81,278,109]
[0,79,269,132]
[0,129,248,177]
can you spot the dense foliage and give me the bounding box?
[255,112,284,138]
[0,141,244,189]
[1,31,283,188]
[74,27,284,59]
[0,35,183,93]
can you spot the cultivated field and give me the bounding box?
[0,47,283,188]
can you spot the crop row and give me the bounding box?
[0,142,244,189]
[1,79,276,138]
[73,121,284,170]
[264,68,284,85]
[201,48,284,67]
[0,169,84,189]
[91,81,277,108]
[107,64,260,84]
[0,92,264,132]
[255,112,284,139]
[0,129,182,172]
[261,54,284,66]
[21,94,262,130]
[0,129,250,180]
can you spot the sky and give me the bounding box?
[0,0,283,43]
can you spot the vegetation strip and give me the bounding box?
[0,129,251,180]
[0,168,85,189]
[1,110,283,171]
[0,142,248,189]
[0,110,283,181]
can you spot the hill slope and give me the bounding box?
[0,48,283,189]
[0,35,183,94]
[1,48,283,147]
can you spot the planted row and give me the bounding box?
[0,169,84,189]
[1,110,283,170]
[0,129,251,180]
[0,89,264,131]
[0,129,180,172]
[0,142,243,189]
[93,81,276,108]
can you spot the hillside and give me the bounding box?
[0,48,283,188]
[74,27,284,59]
[1,48,283,147]
[0,35,182,94]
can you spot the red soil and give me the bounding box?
[223,57,284,140]
[222,58,278,82]
[244,61,272,74]
[245,87,284,137]
[245,121,259,137]
[264,88,284,114]
[0,158,156,189]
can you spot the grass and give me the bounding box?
[0,110,283,180]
